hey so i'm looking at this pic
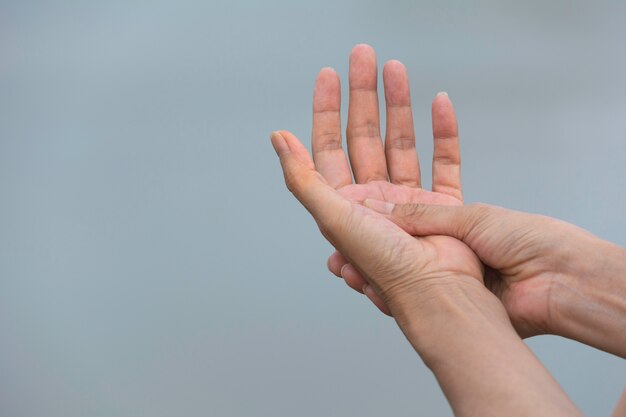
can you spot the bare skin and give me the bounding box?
[320,47,626,358]
[366,200,626,357]
[271,127,581,417]
[311,45,465,314]
[271,44,583,417]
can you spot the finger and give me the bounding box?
[271,130,350,231]
[363,198,491,242]
[312,68,352,188]
[271,132,425,299]
[335,258,392,316]
[346,44,388,183]
[341,263,367,294]
[363,284,393,316]
[327,250,348,277]
[383,60,420,187]
[432,93,463,201]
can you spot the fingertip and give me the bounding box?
[349,44,377,83]
[433,91,453,108]
[431,93,458,137]
[341,263,366,294]
[272,130,317,179]
[350,43,375,56]
[383,59,406,74]
[277,130,306,154]
[327,251,347,277]
[270,131,289,156]
[383,60,411,105]
[314,68,341,112]
[340,263,349,277]
[316,67,339,84]
[363,198,395,215]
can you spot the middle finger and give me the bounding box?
[346,44,388,183]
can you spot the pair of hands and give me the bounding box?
[273,44,559,337]
[271,44,626,416]
[272,44,626,359]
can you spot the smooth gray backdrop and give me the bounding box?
[1,1,625,416]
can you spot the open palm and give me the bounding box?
[312,45,465,313]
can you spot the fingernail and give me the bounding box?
[436,91,449,97]
[363,198,394,215]
[340,263,351,279]
[270,131,289,156]
[362,284,370,294]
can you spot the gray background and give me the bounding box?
[1,1,625,416]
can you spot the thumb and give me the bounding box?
[271,130,349,228]
[363,199,489,242]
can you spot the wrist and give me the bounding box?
[387,275,515,366]
[392,274,582,416]
[549,236,626,357]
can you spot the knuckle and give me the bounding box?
[387,135,415,150]
[314,132,342,152]
[398,203,424,220]
[348,121,380,139]
[432,154,460,166]
[463,203,499,239]
[283,170,300,194]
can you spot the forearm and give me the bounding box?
[391,277,582,417]
[552,238,626,357]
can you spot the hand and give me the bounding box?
[317,46,626,354]
[270,44,582,416]
[310,44,465,314]
[271,128,483,325]
[372,201,626,355]
[270,114,580,417]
